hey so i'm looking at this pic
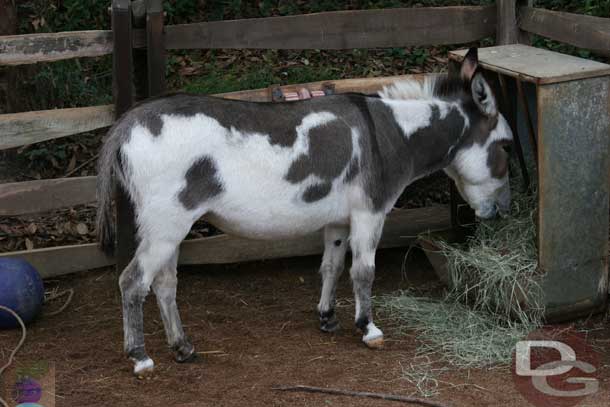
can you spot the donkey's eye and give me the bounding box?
[501,143,512,154]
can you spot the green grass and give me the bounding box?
[183,63,338,95]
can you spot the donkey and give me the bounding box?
[96,48,513,377]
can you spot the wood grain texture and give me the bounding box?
[0,105,114,150]
[519,7,610,57]
[0,243,114,279]
[0,30,113,65]
[0,207,450,277]
[0,176,96,216]
[219,74,428,102]
[0,30,146,66]
[165,6,496,50]
[449,44,610,84]
[496,0,519,45]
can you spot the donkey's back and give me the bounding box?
[98,93,370,247]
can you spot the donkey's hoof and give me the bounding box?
[320,319,340,333]
[319,309,340,333]
[174,341,196,363]
[133,358,155,379]
[363,336,384,349]
[362,323,384,349]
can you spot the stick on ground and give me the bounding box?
[272,385,451,407]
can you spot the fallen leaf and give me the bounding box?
[76,223,89,235]
[25,238,34,250]
[27,223,37,234]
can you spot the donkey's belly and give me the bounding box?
[204,184,351,240]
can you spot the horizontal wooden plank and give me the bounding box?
[0,207,450,278]
[165,6,496,50]
[0,176,96,216]
[449,44,610,85]
[0,243,114,279]
[0,30,146,66]
[519,7,610,57]
[218,74,426,102]
[179,206,451,265]
[0,105,114,150]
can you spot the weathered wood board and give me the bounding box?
[450,44,610,84]
[165,6,496,50]
[0,206,451,278]
[0,30,146,66]
[0,176,96,216]
[519,6,610,57]
[0,105,114,150]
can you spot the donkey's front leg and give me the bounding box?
[349,210,385,348]
[318,225,349,333]
[152,252,195,363]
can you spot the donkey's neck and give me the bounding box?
[363,97,467,209]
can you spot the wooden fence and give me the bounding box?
[1,0,609,278]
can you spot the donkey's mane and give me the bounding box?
[378,74,468,103]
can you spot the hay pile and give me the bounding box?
[377,179,543,368]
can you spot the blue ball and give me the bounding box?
[0,258,44,329]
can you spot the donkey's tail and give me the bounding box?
[96,124,125,256]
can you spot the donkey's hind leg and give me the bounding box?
[152,250,195,363]
[318,224,349,333]
[120,239,179,377]
[349,210,385,349]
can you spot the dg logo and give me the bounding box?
[512,327,600,407]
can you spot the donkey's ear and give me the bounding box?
[471,73,497,116]
[460,48,478,81]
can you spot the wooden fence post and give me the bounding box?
[111,0,137,272]
[496,0,532,45]
[146,0,166,96]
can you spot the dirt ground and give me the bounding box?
[1,248,609,407]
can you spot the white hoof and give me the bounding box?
[362,323,384,349]
[133,358,155,379]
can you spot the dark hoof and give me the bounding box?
[320,319,340,333]
[319,309,340,333]
[173,340,196,363]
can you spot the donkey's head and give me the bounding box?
[442,48,513,219]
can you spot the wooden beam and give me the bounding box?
[218,74,427,102]
[0,30,113,66]
[0,243,114,279]
[0,176,96,216]
[146,0,166,96]
[0,105,114,150]
[519,7,610,56]
[112,0,137,273]
[164,6,496,50]
[0,207,451,278]
[0,30,146,66]
[496,1,533,45]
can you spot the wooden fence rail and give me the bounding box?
[0,30,146,66]
[0,177,96,216]
[0,5,495,67]
[0,206,450,278]
[164,6,496,50]
[0,105,114,150]
[519,7,610,57]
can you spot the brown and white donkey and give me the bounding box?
[97,48,513,377]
